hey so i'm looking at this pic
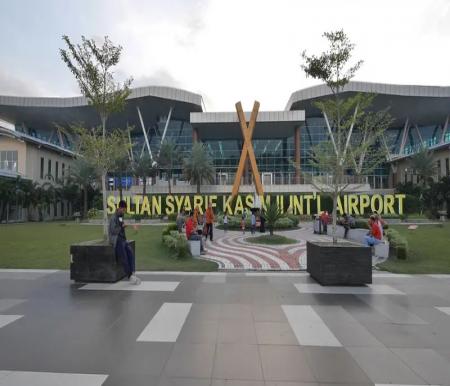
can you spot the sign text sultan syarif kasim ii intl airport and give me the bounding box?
[107,193,407,216]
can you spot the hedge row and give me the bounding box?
[384,228,408,259]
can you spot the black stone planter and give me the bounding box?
[306,241,372,286]
[70,240,134,283]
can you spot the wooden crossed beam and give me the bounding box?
[231,101,264,197]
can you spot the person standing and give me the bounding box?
[241,212,246,234]
[223,213,228,232]
[205,202,215,241]
[108,200,141,285]
[176,210,184,233]
[251,211,256,234]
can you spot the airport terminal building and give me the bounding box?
[1,81,450,205]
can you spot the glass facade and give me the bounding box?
[0,150,18,172]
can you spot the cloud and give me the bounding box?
[2,0,449,109]
[132,69,181,88]
[0,67,49,96]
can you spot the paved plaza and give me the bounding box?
[2,269,450,385]
[202,227,330,270]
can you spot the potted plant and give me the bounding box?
[60,35,133,282]
[300,30,393,285]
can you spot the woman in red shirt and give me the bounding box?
[364,216,382,247]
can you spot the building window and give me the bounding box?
[0,150,18,172]
[40,157,44,179]
[62,163,65,181]
[446,158,449,176]
[48,159,52,180]
[54,202,58,217]
[55,161,59,181]
[437,160,441,180]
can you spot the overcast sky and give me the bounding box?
[0,0,449,111]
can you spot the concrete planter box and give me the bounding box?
[70,240,134,283]
[306,241,372,286]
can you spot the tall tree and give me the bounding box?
[60,35,132,239]
[70,158,97,218]
[158,140,182,194]
[301,30,392,242]
[183,142,215,194]
[410,147,436,187]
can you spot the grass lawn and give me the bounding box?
[0,222,217,271]
[379,223,450,274]
[246,234,298,245]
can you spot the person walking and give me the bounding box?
[205,202,215,241]
[108,200,141,285]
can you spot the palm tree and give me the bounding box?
[158,140,182,194]
[410,147,436,187]
[70,159,97,218]
[132,155,156,197]
[183,142,215,193]
[265,201,284,236]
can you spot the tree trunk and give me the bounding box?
[269,226,274,236]
[83,185,88,219]
[332,187,338,244]
[168,173,172,194]
[101,172,108,241]
[142,176,147,197]
[118,175,123,201]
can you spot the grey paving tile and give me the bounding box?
[103,373,159,386]
[157,375,211,386]
[164,343,215,379]
[177,319,219,343]
[255,322,298,345]
[266,383,319,386]
[251,305,287,322]
[391,348,450,385]
[259,345,315,382]
[362,322,439,348]
[186,303,221,321]
[213,344,263,380]
[303,347,372,384]
[347,347,427,384]
[0,299,26,312]
[218,319,257,344]
[211,380,265,386]
[220,304,253,320]
[357,295,427,325]
[313,305,383,347]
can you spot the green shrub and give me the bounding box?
[287,214,300,226]
[162,223,179,240]
[274,217,295,229]
[385,228,408,259]
[162,231,190,259]
[87,208,99,219]
[354,219,369,229]
[133,213,142,221]
[167,213,177,222]
[404,194,422,214]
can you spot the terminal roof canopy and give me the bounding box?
[0,86,202,133]
[286,81,450,126]
[190,110,305,139]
